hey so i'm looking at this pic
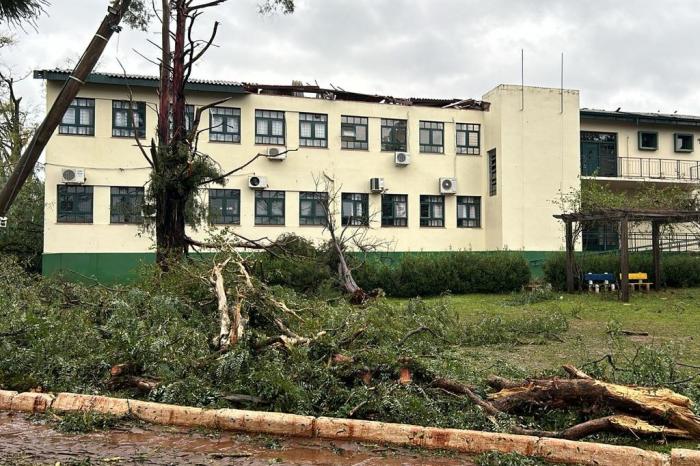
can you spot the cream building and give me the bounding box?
[34,70,588,281]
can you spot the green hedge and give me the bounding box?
[354,252,531,297]
[543,252,700,290]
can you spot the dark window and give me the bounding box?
[57,185,93,223]
[341,115,368,150]
[488,149,497,196]
[638,131,658,151]
[675,133,694,153]
[255,190,285,225]
[209,107,240,143]
[299,113,327,148]
[169,104,195,135]
[381,118,407,151]
[419,121,444,153]
[341,193,369,226]
[112,100,146,138]
[255,110,285,145]
[457,196,481,228]
[381,194,408,227]
[299,191,328,225]
[209,189,240,224]
[59,98,95,136]
[580,131,618,177]
[420,195,444,227]
[110,187,144,224]
[456,123,480,155]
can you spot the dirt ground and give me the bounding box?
[0,412,476,465]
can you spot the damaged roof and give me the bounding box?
[581,108,700,127]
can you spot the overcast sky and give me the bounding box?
[2,0,700,117]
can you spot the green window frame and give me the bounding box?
[420,195,444,227]
[209,188,240,225]
[209,107,241,143]
[419,121,444,153]
[456,123,480,155]
[488,149,497,196]
[57,185,93,223]
[169,104,195,136]
[457,196,481,228]
[59,98,95,136]
[255,190,285,225]
[299,113,328,148]
[255,110,285,145]
[110,186,144,224]
[112,100,146,138]
[299,191,328,225]
[381,194,408,227]
[341,115,368,150]
[638,131,658,151]
[381,118,407,151]
[341,193,369,226]
[674,133,694,153]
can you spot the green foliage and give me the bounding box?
[50,410,126,433]
[476,451,564,466]
[0,0,46,24]
[0,175,43,271]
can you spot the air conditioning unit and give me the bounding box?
[394,151,410,166]
[370,177,385,193]
[439,177,457,194]
[248,175,268,190]
[61,168,86,184]
[266,147,287,161]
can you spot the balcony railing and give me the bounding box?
[581,155,700,181]
[582,231,700,253]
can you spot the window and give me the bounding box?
[110,187,144,224]
[341,116,368,150]
[638,131,658,151]
[255,190,285,225]
[341,193,369,226]
[112,100,146,138]
[59,98,95,135]
[209,189,240,224]
[420,195,444,227]
[488,149,497,196]
[255,110,285,145]
[169,104,195,135]
[209,107,241,143]
[457,196,481,228]
[675,133,694,153]
[456,123,480,155]
[299,191,328,225]
[381,118,407,151]
[299,113,327,148]
[419,121,444,153]
[57,185,93,223]
[381,194,408,227]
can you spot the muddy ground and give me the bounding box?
[0,412,476,465]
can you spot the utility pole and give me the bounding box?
[0,0,133,217]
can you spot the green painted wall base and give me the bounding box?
[42,250,555,284]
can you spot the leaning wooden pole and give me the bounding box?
[0,0,133,217]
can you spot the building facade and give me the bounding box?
[35,70,590,280]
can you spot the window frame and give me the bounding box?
[209,106,241,143]
[110,186,145,224]
[59,98,95,136]
[674,133,694,153]
[57,185,93,224]
[255,109,285,145]
[488,149,497,196]
[456,123,480,155]
[381,194,408,227]
[457,196,481,228]
[209,188,241,225]
[299,191,328,226]
[419,120,444,153]
[420,195,445,227]
[254,190,285,225]
[299,112,328,148]
[112,100,146,138]
[380,118,407,152]
[637,131,658,151]
[341,115,369,150]
[341,193,369,226]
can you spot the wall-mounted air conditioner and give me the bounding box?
[248,175,268,189]
[394,151,410,166]
[266,147,287,161]
[61,168,86,184]
[370,177,385,193]
[439,177,457,194]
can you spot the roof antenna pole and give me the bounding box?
[521,48,525,111]
[560,52,564,114]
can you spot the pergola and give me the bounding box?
[553,209,700,302]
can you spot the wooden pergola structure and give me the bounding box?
[554,209,700,302]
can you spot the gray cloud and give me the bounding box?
[3,0,700,115]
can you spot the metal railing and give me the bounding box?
[581,155,700,181]
[582,231,700,253]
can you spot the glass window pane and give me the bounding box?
[300,122,312,138]
[257,119,268,135]
[420,129,430,144]
[271,120,284,136]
